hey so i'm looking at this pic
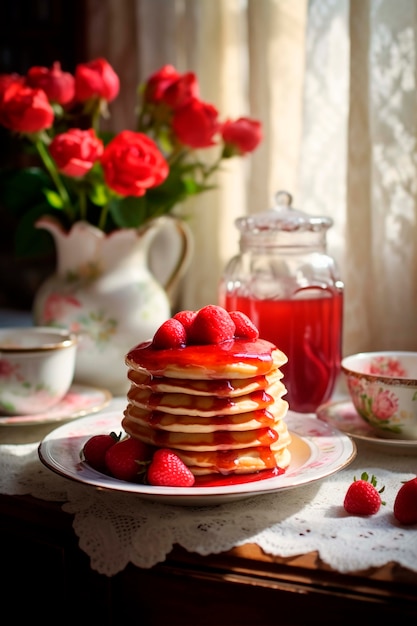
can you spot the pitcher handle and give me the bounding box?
[158,217,193,306]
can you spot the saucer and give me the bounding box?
[317,399,417,451]
[0,384,112,427]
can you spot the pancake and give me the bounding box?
[123,306,292,478]
[125,338,288,379]
[175,440,292,476]
[123,400,288,433]
[127,368,283,396]
[126,379,286,417]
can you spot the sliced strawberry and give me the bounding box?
[152,318,187,349]
[82,432,121,472]
[393,477,417,525]
[229,310,259,339]
[104,436,152,481]
[188,304,235,345]
[147,448,195,487]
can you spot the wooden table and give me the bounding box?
[2,492,416,625]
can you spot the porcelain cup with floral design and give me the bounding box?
[0,327,77,415]
[341,351,417,440]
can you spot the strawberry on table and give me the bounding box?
[393,477,417,525]
[104,436,152,481]
[147,448,195,487]
[82,432,121,472]
[343,472,385,516]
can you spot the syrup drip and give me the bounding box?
[126,338,278,377]
[126,406,276,428]
[122,418,279,448]
[127,369,275,396]
[127,387,275,413]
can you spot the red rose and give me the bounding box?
[49,129,104,177]
[172,98,219,148]
[0,82,54,133]
[75,58,120,103]
[100,130,169,197]
[0,73,24,99]
[26,61,75,105]
[144,64,180,104]
[221,117,262,155]
[163,72,199,109]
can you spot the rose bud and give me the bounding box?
[26,61,75,105]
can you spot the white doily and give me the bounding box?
[1,422,416,577]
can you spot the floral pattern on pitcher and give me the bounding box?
[41,293,117,350]
[32,218,192,395]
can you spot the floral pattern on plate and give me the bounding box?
[317,400,417,450]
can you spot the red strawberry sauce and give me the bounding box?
[126,338,278,378]
[194,466,285,487]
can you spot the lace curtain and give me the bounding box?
[84,0,417,356]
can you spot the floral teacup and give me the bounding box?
[341,351,417,440]
[0,327,77,415]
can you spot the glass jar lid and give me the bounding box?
[235,190,333,233]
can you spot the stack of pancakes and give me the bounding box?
[122,338,291,477]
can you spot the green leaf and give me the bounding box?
[13,204,58,258]
[0,167,52,214]
[89,183,108,207]
[43,188,64,209]
[108,196,149,229]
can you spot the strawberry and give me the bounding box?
[152,318,187,349]
[82,432,121,472]
[173,310,197,334]
[104,436,152,481]
[188,304,235,345]
[229,310,259,339]
[393,477,417,525]
[147,448,195,487]
[343,472,385,516]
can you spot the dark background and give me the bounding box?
[0,0,86,311]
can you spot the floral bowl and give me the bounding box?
[341,351,417,440]
[0,327,77,415]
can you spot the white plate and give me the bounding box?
[317,400,417,451]
[0,384,112,426]
[38,410,356,506]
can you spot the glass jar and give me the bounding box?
[219,191,344,413]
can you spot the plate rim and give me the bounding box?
[38,410,356,503]
[0,383,112,427]
[317,399,417,448]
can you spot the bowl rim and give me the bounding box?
[341,351,417,385]
[0,327,78,353]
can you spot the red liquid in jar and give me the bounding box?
[223,293,343,413]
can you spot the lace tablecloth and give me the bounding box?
[1,397,416,577]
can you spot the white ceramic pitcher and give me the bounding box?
[32,215,192,395]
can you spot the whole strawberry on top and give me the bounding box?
[152,305,259,349]
[343,472,385,516]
